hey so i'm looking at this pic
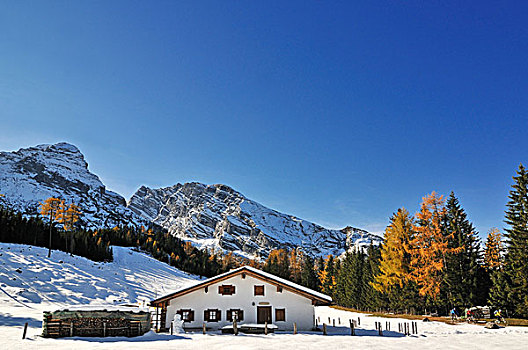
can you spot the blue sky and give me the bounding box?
[1,1,527,237]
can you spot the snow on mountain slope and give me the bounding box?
[1,245,527,350]
[0,243,199,309]
[0,143,144,229]
[0,142,381,258]
[128,183,382,258]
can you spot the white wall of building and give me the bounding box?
[165,274,315,331]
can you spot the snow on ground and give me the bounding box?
[1,243,527,349]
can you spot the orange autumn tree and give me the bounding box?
[58,202,81,231]
[484,227,503,271]
[409,192,462,299]
[40,197,64,258]
[57,202,82,255]
[289,247,303,284]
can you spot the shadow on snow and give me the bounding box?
[0,313,42,328]
[58,333,190,343]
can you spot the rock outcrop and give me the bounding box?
[128,182,382,258]
[0,142,143,229]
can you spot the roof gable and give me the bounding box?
[150,266,332,306]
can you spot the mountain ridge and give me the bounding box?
[0,142,382,258]
[127,182,382,258]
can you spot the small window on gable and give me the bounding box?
[254,285,264,296]
[176,309,195,322]
[277,285,283,293]
[204,309,221,322]
[275,308,286,322]
[218,285,236,295]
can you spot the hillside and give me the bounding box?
[0,243,199,309]
[128,183,382,258]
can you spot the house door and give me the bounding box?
[257,306,272,324]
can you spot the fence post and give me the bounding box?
[333,319,335,327]
[234,319,238,336]
[338,317,341,325]
[170,321,173,335]
[293,322,297,335]
[358,317,360,325]
[203,323,206,335]
[22,322,28,339]
[323,323,327,335]
[70,321,73,337]
[265,321,268,335]
[103,322,107,337]
[350,319,355,336]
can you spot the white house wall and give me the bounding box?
[165,274,315,331]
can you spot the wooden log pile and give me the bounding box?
[42,310,150,338]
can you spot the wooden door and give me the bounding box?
[257,306,272,324]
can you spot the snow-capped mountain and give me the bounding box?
[0,142,143,229]
[0,142,381,257]
[128,182,382,258]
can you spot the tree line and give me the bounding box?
[0,196,258,277]
[261,164,528,319]
[1,163,527,318]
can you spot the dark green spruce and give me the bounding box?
[502,164,528,317]
[442,192,484,309]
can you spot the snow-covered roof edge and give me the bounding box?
[151,266,332,305]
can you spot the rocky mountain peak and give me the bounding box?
[127,182,382,258]
[0,143,143,229]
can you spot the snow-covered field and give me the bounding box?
[1,243,527,349]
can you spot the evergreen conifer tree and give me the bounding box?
[502,164,528,317]
[443,192,482,309]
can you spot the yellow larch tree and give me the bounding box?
[484,227,503,271]
[373,208,414,294]
[40,197,64,258]
[409,192,462,299]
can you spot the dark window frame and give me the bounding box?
[204,309,221,322]
[218,285,236,296]
[275,308,286,322]
[176,309,195,322]
[254,285,265,296]
[227,308,244,322]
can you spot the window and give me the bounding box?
[254,285,265,296]
[204,309,221,322]
[176,309,194,322]
[277,285,283,293]
[227,309,244,322]
[218,285,236,295]
[275,308,286,322]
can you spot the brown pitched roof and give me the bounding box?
[150,266,332,306]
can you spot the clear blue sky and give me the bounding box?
[1,1,527,237]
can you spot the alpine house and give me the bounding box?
[150,266,332,332]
